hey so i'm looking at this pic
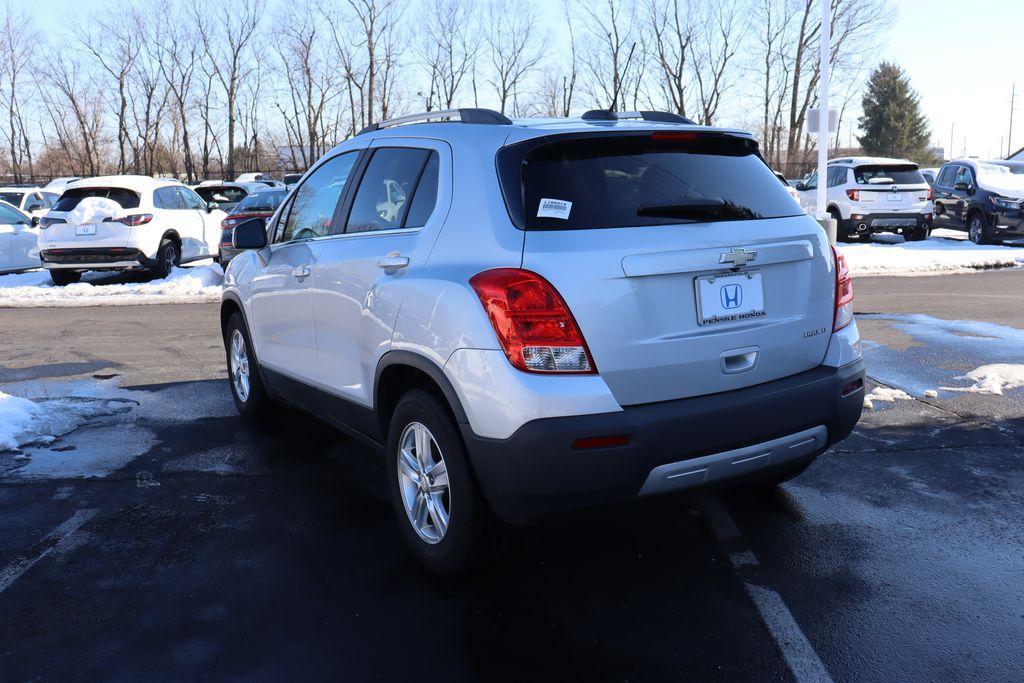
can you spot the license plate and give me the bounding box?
[696,272,766,326]
[75,224,97,236]
[887,192,902,202]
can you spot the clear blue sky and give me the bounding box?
[25,0,1024,159]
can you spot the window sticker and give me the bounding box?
[537,197,573,220]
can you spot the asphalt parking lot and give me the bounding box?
[2,271,1024,681]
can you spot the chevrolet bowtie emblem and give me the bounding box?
[720,247,757,268]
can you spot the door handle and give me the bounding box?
[291,265,310,280]
[377,252,409,271]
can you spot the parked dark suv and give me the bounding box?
[932,159,1024,244]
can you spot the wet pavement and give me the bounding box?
[2,270,1024,681]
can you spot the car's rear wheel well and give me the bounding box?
[376,362,460,439]
[160,231,181,249]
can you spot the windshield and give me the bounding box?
[53,187,141,211]
[501,133,801,230]
[854,165,925,185]
[195,186,247,204]
[231,189,286,214]
[0,192,24,207]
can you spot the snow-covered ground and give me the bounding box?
[863,385,913,410]
[839,229,1024,277]
[0,263,222,307]
[0,388,133,452]
[943,364,1024,396]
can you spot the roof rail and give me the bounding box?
[580,110,697,125]
[358,108,513,135]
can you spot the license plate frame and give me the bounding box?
[695,271,766,327]
[75,224,97,236]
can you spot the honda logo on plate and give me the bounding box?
[720,284,742,309]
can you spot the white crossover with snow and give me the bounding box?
[36,175,226,286]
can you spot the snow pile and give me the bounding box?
[0,264,223,307]
[0,390,131,452]
[64,196,122,225]
[863,386,913,410]
[839,233,1024,277]
[942,364,1024,396]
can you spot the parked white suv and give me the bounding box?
[37,175,225,285]
[221,109,865,573]
[796,157,933,242]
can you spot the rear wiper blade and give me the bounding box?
[637,198,725,219]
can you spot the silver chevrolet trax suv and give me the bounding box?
[221,108,865,573]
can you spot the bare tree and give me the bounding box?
[79,6,142,173]
[576,0,640,110]
[646,0,694,118]
[689,0,744,125]
[41,58,104,176]
[483,0,542,116]
[195,0,264,179]
[419,0,476,110]
[0,1,37,180]
[159,1,202,181]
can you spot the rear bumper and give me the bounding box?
[463,359,865,523]
[40,248,151,270]
[840,213,929,234]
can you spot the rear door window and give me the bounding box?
[344,148,434,233]
[154,187,184,209]
[54,187,141,211]
[853,165,925,185]
[501,133,802,230]
[177,186,208,210]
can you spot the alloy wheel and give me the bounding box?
[229,329,250,402]
[969,218,982,243]
[397,421,451,544]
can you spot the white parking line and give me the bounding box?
[0,508,98,594]
[701,495,834,683]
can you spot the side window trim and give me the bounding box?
[329,148,373,236]
[399,154,433,228]
[271,193,297,245]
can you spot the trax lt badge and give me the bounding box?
[720,247,757,269]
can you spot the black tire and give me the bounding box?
[152,237,181,278]
[967,212,993,245]
[386,389,498,574]
[831,211,854,243]
[49,270,82,286]
[224,311,274,419]
[905,225,929,241]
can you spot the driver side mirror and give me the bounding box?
[953,181,970,192]
[795,182,807,192]
[232,217,268,249]
[207,201,219,213]
[30,216,40,227]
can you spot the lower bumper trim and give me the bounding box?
[638,425,827,496]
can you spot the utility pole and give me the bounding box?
[1008,83,1016,158]
[949,122,955,161]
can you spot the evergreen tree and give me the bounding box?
[857,62,932,161]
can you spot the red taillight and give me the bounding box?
[832,247,853,332]
[650,131,700,143]
[926,188,933,201]
[469,268,596,374]
[845,189,860,201]
[104,213,153,227]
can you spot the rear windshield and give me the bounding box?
[499,133,802,230]
[54,187,141,211]
[854,165,924,185]
[231,189,286,214]
[195,186,247,203]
